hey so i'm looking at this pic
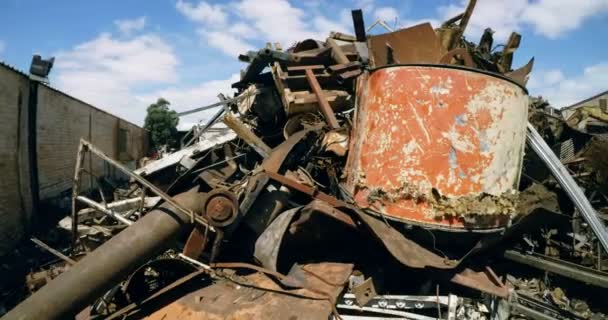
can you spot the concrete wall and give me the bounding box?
[0,63,148,255]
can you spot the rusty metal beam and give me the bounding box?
[304,68,340,129]
[3,191,207,320]
[265,170,346,207]
[504,250,608,288]
[223,112,272,157]
[327,38,350,64]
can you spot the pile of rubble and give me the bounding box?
[2,1,608,319]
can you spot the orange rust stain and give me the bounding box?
[346,66,523,229]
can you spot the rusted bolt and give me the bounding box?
[204,190,238,227]
[207,196,234,222]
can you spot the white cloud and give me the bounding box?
[232,0,316,46]
[177,0,351,56]
[176,0,227,25]
[199,30,253,57]
[114,16,147,35]
[521,0,608,39]
[438,0,608,41]
[54,33,179,124]
[374,6,399,23]
[528,62,608,108]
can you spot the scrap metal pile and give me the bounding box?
[3,1,608,319]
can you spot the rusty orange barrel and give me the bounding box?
[345,65,528,231]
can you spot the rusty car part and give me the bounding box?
[203,189,239,227]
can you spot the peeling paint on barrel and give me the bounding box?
[345,66,528,230]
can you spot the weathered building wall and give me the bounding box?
[561,91,608,121]
[0,64,33,255]
[37,85,94,199]
[0,63,148,256]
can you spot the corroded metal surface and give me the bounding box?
[145,263,353,320]
[345,66,528,230]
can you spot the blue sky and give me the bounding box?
[1,0,607,128]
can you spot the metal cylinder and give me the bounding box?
[345,65,528,231]
[3,191,206,320]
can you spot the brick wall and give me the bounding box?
[0,63,148,256]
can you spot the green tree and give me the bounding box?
[144,98,179,150]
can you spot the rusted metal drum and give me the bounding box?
[345,65,528,231]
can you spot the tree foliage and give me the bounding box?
[144,98,179,150]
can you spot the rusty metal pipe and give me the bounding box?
[3,191,206,320]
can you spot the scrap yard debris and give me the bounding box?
[2,1,608,319]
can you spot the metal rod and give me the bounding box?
[184,106,225,147]
[304,68,340,129]
[526,123,608,252]
[191,153,246,174]
[178,253,212,270]
[31,238,76,265]
[223,113,272,157]
[184,93,228,148]
[176,88,262,117]
[77,197,147,215]
[71,142,86,248]
[79,139,212,229]
[76,196,134,226]
[504,249,608,288]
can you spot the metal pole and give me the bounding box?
[31,238,76,265]
[3,191,206,320]
[526,123,608,252]
[76,196,134,226]
[71,142,86,248]
[176,88,262,117]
